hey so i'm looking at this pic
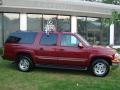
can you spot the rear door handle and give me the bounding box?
[60,49,64,51]
[40,48,44,51]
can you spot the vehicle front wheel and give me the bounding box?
[90,59,110,77]
[17,55,34,72]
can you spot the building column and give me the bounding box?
[20,14,27,31]
[71,16,77,33]
[109,23,114,45]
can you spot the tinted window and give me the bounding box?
[40,33,58,46]
[6,36,20,43]
[61,34,80,46]
[6,32,37,44]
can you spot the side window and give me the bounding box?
[40,33,58,46]
[61,34,80,46]
[19,32,36,44]
[5,36,20,43]
[5,32,37,44]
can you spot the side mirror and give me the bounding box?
[78,43,84,48]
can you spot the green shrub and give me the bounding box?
[116,48,120,54]
[0,48,3,55]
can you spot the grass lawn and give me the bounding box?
[0,57,120,90]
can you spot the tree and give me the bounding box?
[84,0,103,2]
[102,10,120,24]
[84,0,120,5]
[103,0,120,5]
[111,11,119,23]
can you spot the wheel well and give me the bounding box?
[90,56,112,66]
[16,52,33,61]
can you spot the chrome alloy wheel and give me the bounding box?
[19,58,30,71]
[93,63,107,76]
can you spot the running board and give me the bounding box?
[35,64,88,71]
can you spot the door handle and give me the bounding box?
[60,49,64,51]
[39,48,44,51]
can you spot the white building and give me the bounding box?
[0,0,120,48]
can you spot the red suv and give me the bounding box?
[2,31,120,77]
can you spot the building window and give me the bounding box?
[58,16,71,32]
[43,15,57,31]
[3,13,20,42]
[114,22,120,45]
[77,17,86,39]
[0,13,2,47]
[77,17,110,45]
[27,14,42,31]
[86,17,102,45]
[101,19,110,45]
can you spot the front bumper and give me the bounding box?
[111,61,120,70]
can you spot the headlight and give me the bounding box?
[115,53,119,58]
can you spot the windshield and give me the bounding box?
[76,34,91,46]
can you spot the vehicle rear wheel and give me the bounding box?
[17,55,34,72]
[90,59,110,77]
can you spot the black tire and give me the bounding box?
[90,59,110,77]
[17,55,34,72]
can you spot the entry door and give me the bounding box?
[58,34,88,67]
[36,33,59,65]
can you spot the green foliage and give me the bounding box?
[0,48,3,55]
[116,48,120,54]
[111,10,120,27]
[102,10,120,26]
[101,7,120,27]
[103,0,120,5]
[101,18,110,27]
[111,11,119,23]
[103,0,114,4]
[101,10,120,28]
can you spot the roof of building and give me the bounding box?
[1,0,120,18]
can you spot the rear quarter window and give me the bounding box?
[5,36,20,43]
[6,32,37,44]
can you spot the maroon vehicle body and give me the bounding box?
[2,31,120,77]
